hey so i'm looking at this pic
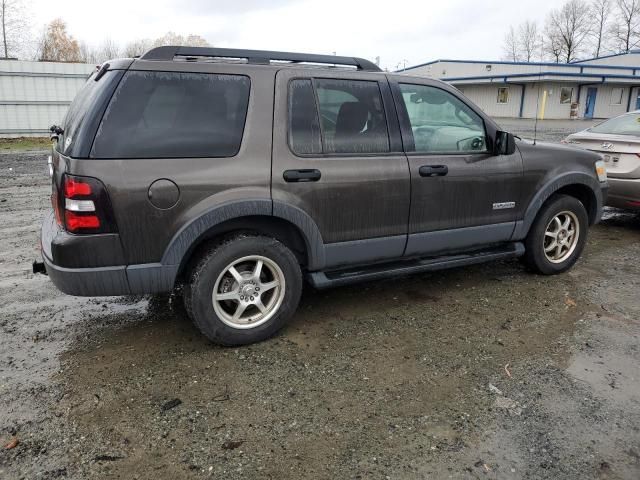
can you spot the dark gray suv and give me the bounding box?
[38,47,608,345]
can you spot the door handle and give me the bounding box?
[419,165,448,177]
[283,169,321,182]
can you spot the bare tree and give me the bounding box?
[1,0,29,58]
[545,0,594,62]
[544,23,565,62]
[123,32,210,58]
[519,20,541,61]
[38,18,81,62]
[502,21,541,61]
[123,38,154,57]
[590,0,611,57]
[503,26,520,61]
[610,0,640,52]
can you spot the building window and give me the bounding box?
[560,87,573,104]
[497,87,509,104]
[611,87,624,105]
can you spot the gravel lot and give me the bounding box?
[1,134,639,479]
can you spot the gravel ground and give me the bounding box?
[0,148,639,479]
[494,118,600,143]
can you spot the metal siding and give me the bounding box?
[458,84,521,117]
[0,60,95,137]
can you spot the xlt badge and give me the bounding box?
[493,201,516,210]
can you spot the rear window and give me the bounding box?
[91,71,250,158]
[589,113,640,136]
[57,70,118,156]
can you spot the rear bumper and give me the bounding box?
[606,177,640,210]
[41,210,177,296]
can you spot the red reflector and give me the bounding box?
[51,192,63,226]
[627,200,640,207]
[65,211,100,232]
[64,178,92,198]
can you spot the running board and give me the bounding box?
[307,242,524,289]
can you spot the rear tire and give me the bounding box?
[522,194,588,275]
[184,234,302,346]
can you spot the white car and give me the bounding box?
[564,111,640,211]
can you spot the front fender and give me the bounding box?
[512,171,604,239]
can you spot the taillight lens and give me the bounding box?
[61,174,117,234]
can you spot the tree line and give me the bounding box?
[504,0,640,63]
[0,0,210,62]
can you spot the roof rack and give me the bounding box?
[139,46,382,72]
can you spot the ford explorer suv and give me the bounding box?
[37,47,608,346]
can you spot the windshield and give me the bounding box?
[589,113,640,136]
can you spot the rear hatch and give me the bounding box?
[567,133,640,179]
[566,112,640,179]
[50,61,130,233]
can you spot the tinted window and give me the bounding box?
[58,70,118,156]
[315,79,389,154]
[91,71,250,158]
[288,79,322,155]
[399,83,487,154]
[589,113,640,136]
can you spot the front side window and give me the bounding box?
[288,78,390,155]
[91,71,250,158]
[497,87,509,104]
[399,83,487,154]
[611,87,624,105]
[560,87,573,104]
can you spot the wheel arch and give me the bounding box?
[161,200,326,285]
[513,172,604,240]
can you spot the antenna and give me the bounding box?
[532,43,545,145]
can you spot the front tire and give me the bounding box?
[184,235,302,346]
[522,194,588,275]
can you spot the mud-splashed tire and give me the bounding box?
[183,234,302,346]
[522,194,588,275]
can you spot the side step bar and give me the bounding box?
[307,242,524,289]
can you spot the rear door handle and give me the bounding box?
[283,169,321,182]
[419,165,448,177]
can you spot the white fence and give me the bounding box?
[0,59,95,137]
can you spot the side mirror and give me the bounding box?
[494,131,516,156]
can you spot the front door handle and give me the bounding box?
[419,165,448,177]
[283,169,321,182]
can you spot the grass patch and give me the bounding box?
[0,137,53,152]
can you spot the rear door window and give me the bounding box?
[288,78,390,155]
[91,71,250,158]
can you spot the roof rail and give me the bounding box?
[139,46,382,72]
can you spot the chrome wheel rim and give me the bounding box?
[212,255,285,329]
[543,211,580,263]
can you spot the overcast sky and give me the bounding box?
[29,0,563,70]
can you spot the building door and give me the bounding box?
[585,87,597,118]
[635,90,640,110]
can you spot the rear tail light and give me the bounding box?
[60,174,117,234]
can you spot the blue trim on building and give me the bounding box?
[442,71,640,83]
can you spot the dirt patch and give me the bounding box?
[1,152,639,479]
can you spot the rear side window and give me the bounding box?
[58,70,120,156]
[288,78,390,155]
[91,71,250,158]
[289,79,322,154]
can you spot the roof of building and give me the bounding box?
[401,50,640,84]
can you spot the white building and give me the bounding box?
[402,50,640,120]
[0,59,95,137]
